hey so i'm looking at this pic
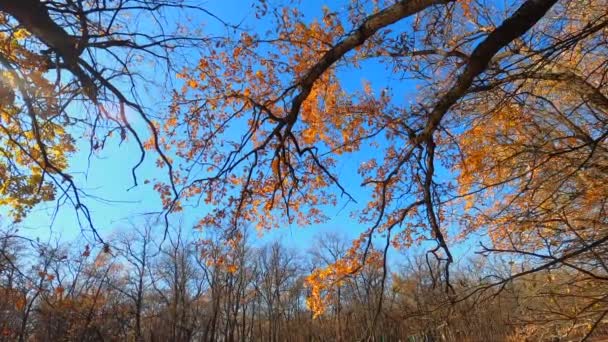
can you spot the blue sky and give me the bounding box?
[13,0,476,264]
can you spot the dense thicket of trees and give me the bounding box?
[1,222,606,341]
[0,224,542,341]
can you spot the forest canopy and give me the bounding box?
[0,0,607,340]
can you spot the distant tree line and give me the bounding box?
[1,222,605,342]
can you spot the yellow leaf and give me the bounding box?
[302,127,316,144]
[13,28,29,40]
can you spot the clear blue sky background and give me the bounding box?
[14,0,475,263]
